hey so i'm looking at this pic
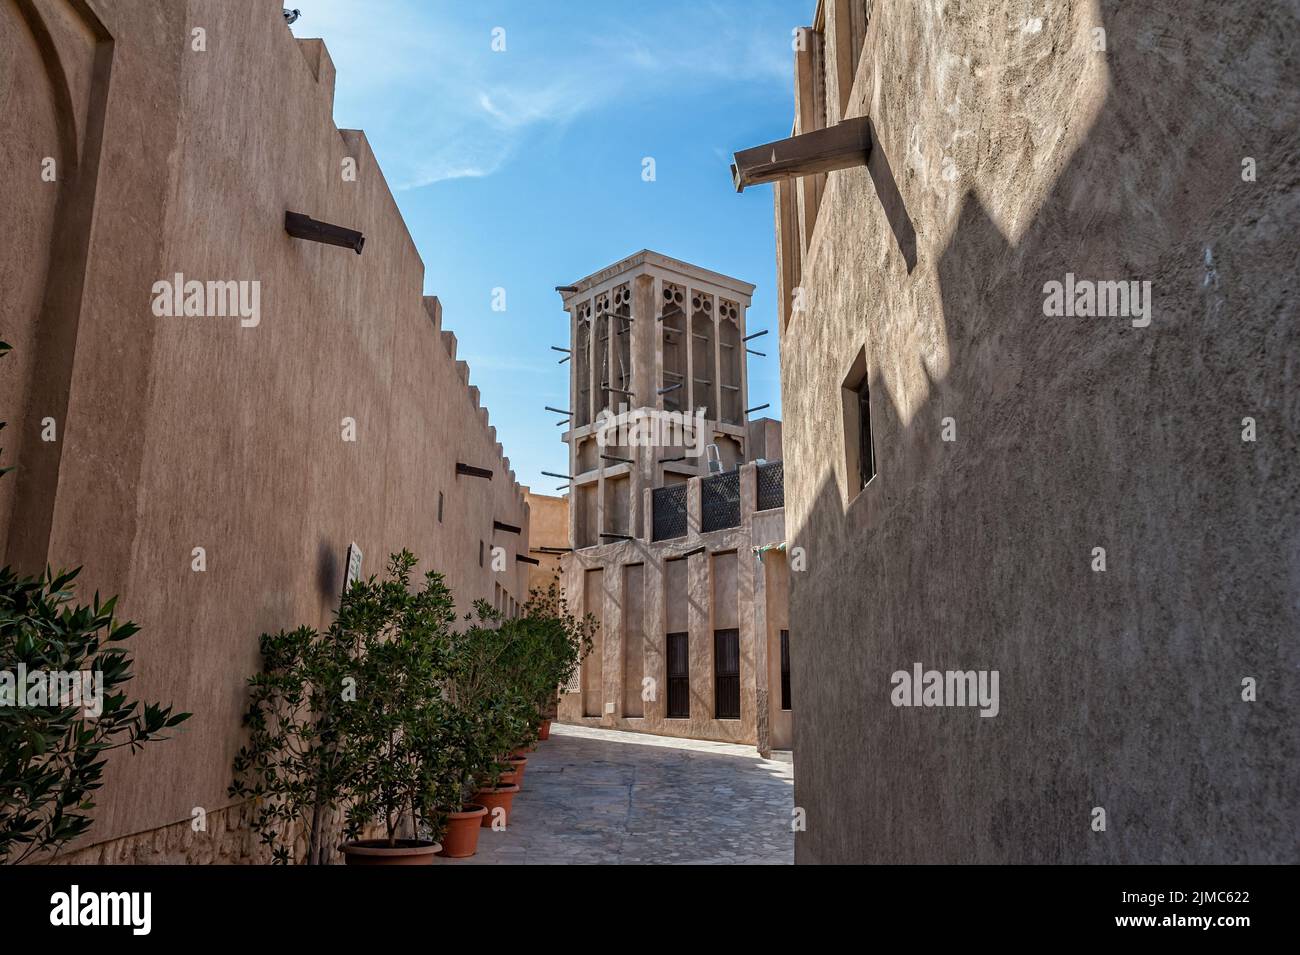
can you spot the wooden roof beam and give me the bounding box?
[730,116,871,193]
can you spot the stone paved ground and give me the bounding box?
[436,723,794,865]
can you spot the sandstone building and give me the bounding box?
[738,0,1297,862]
[2,0,531,862]
[522,488,568,594]
[551,253,792,754]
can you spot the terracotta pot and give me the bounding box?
[498,769,518,787]
[537,719,551,740]
[438,805,488,858]
[340,839,441,866]
[505,755,527,786]
[473,783,520,828]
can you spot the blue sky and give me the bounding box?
[291,1,805,493]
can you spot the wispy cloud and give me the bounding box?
[588,25,792,87]
[459,354,556,375]
[401,141,501,190]
[478,81,597,129]
[294,0,794,189]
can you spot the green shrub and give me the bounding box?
[440,581,595,799]
[228,622,357,864]
[0,566,190,862]
[231,557,593,860]
[518,578,595,720]
[334,551,460,847]
[443,602,535,799]
[232,550,460,860]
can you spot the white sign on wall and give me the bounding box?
[343,542,363,595]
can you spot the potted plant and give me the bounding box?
[443,604,534,832]
[231,552,449,864]
[432,708,489,858]
[230,622,355,865]
[334,551,458,865]
[236,549,569,862]
[472,702,527,826]
[457,586,596,829]
[503,752,527,786]
[515,581,595,745]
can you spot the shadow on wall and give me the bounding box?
[865,116,916,275]
[316,538,339,602]
[788,0,1298,864]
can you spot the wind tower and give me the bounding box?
[553,251,764,549]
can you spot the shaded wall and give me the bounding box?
[2,0,530,860]
[763,550,792,750]
[779,0,1297,863]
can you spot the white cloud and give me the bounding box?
[459,354,554,375]
[477,83,596,129]
[292,0,793,190]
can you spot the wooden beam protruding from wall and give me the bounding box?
[731,116,871,192]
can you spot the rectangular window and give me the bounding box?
[438,491,443,523]
[780,630,792,710]
[666,632,689,719]
[856,378,876,490]
[479,540,484,567]
[714,628,740,720]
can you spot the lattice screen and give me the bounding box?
[562,667,582,694]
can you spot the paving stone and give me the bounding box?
[433,724,794,865]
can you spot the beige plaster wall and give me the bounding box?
[763,551,792,750]
[779,0,1298,863]
[3,0,529,859]
[557,461,790,753]
[622,562,645,716]
[523,489,568,594]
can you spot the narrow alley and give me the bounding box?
[441,726,795,865]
